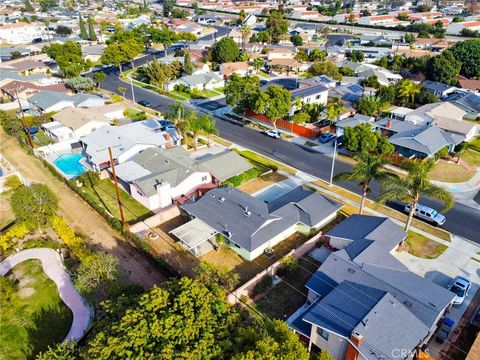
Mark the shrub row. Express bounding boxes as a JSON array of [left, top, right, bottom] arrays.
[[51, 216, 93, 264], [222, 167, 264, 187], [0, 223, 30, 253]]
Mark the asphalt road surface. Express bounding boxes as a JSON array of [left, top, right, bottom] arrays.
[[88, 27, 480, 243]]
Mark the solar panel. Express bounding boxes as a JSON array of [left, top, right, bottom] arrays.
[[348, 84, 363, 93]]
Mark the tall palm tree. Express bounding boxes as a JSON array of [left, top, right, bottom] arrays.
[[397, 80, 421, 106], [165, 103, 189, 145], [200, 116, 218, 146], [252, 57, 265, 74], [377, 160, 454, 232], [186, 111, 202, 150], [334, 152, 395, 214], [240, 25, 251, 52]]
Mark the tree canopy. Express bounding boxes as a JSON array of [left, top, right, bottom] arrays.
[[225, 74, 261, 113], [451, 39, 480, 78], [66, 76, 96, 92], [425, 50, 461, 85], [266, 10, 289, 44], [343, 123, 394, 155], [211, 37, 240, 64], [308, 61, 342, 81], [45, 41, 91, 77]]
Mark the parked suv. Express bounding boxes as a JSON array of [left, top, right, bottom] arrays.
[[403, 203, 446, 226]]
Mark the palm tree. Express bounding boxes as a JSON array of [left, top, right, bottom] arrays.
[[165, 103, 189, 145], [186, 111, 202, 150], [334, 152, 395, 214], [200, 116, 218, 146], [326, 98, 346, 123], [377, 160, 454, 232], [397, 80, 421, 106], [303, 103, 325, 123], [240, 25, 251, 52]]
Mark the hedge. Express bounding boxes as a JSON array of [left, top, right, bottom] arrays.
[[0, 222, 30, 253], [51, 216, 93, 264]]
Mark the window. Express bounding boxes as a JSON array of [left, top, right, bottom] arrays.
[[201, 176, 208, 181], [316, 94, 321, 99], [317, 328, 329, 341]]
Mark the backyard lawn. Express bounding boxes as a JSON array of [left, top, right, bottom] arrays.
[[405, 231, 448, 259], [0, 260, 73, 360], [123, 108, 148, 121], [82, 179, 153, 224], [429, 160, 476, 183], [462, 148, 480, 168], [233, 149, 297, 175], [253, 255, 320, 319]]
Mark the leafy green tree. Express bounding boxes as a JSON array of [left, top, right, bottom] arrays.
[[46, 41, 90, 77], [266, 10, 289, 44], [225, 74, 261, 113], [326, 98, 346, 122], [377, 85, 396, 105], [252, 57, 265, 73], [404, 33, 415, 44], [250, 31, 270, 44], [93, 71, 107, 88], [291, 112, 310, 124], [356, 96, 381, 116], [163, 0, 174, 17], [451, 39, 480, 78], [290, 34, 303, 46], [79, 14, 88, 40], [334, 151, 394, 214], [452, 16, 463, 23], [10, 50, 22, 59], [252, 86, 291, 128], [66, 76, 96, 92], [211, 37, 240, 64], [425, 50, 461, 85], [55, 25, 72, 36], [39, 0, 57, 11], [308, 48, 326, 62], [75, 252, 119, 300], [417, 29, 430, 38], [308, 61, 342, 81], [140, 58, 181, 90], [4, 176, 22, 191], [378, 160, 454, 231], [318, 350, 335, 360], [84, 278, 239, 359], [348, 50, 365, 63], [362, 75, 381, 89], [233, 320, 309, 360], [240, 25, 251, 51], [194, 261, 239, 292], [78, 171, 100, 188], [415, 91, 440, 105], [11, 184, 58, 229], [397, 13, 409, 21], [88, 16, 97, 41], [23, 0, 34, 11], [182, 52, 195, 75], [302, 103, 325, 123], [343, 123, 393, 155], [0, 110, 23, 136], [36, 341, 79, 360]]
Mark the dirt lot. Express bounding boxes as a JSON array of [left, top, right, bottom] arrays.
[[0, 128, 166, 288], [238, 172, 288, 194]]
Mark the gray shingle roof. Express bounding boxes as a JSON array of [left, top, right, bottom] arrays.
[[28, 91, 72, 110], [388, 126, 454, 157], [290, 83, 328, 100], [197, 150, 252, 182], [181, 186, 342, 252]]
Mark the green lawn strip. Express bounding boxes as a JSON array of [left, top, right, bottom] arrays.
[[82, 179, 153, 224], [0, 260, 73, 360], [210, 134, 232, 147], [233, 149, 297, 175], [257, 71, 270, 78], [166, 92, 188, 101], [462, 148, 480, 168], [123, 108, 148, 121], [406, 231, 448, 259], [468, 136, 480, 152]]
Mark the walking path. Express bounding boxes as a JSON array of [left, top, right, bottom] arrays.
[[0, 248, 91, 342]]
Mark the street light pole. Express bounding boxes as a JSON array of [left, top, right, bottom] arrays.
[[329, 136, 337, 186], [130, 76, 136, 103]]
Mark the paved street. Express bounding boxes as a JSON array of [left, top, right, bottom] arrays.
[[88, 28, 480, 243]]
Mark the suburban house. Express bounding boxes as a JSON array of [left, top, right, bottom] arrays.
[[267, 48, 295, 61], [358, 15, 399, 26], [423, 81, 457, 99], [0, 60, 50, 75], [28, 91, 105, 113], [403, 102, 477, 141], [375, 118, 458, 158], [174, 186, 342, 259], [457, 76, 480, 92], [41, 121, 75, 142], [167, 70, 224, 92], [50, 107, 115, 138], [0, 22, 49, 44], [335, 114, 375, 136], [290, 83, 329, 115], [219, 62, 254, 78], [0, 80, 69, 101], [448, 92, 480, 120], [115, 147, 252, 210], [287, 215, 455, 360], [81, 119, 182, 171], [0, 46, 31, 61], [298, 75, 337, 89], [82, 44, 107, 62], [447, 21, 480, 35]]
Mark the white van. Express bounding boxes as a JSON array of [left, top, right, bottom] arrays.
[[404, 203, 446, 226]]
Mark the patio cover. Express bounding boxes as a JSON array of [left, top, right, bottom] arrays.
[[170, 218, 218, 249]]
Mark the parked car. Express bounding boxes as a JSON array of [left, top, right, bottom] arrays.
[[263, 130, 281, 139], [403, 203, 446, 226], [158, 120, 175, 130], [260, 79, 268, 86], [138, 99, 152, 107], [319, 133, 336, 143], [448, 276, 471, 306]]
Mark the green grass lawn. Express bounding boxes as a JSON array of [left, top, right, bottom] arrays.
[[257, 71, 270, 78], [429, 160, 476, 183], [462, 148, 480, 168], [123, 108, 148, 121], [406, 231, 448, 259], [82, 179, 154, 224], [0, 260, 73, 360], [468, 136, 480, 152], [233, 149, 297, 175]]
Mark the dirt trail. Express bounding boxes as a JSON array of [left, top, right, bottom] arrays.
[[0, 129, 165, 288]]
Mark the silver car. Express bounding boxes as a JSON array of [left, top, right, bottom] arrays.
[[448, 276, 471, 306], [404, 203, 446, 226]]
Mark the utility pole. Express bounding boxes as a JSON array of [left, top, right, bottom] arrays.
[[329, 136, 337, 186], [130, 76, 136, 103], [15, 91, 34, 149], [108, 147, 126, 227]]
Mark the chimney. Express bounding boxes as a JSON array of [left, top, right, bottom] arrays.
[[164, 132, 172, 148], [386, 119, 392, 129], [345, 332, 364, 360]]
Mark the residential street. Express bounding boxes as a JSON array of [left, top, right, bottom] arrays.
[[91, 47, 480, 243], [0, 129, 166, 288]]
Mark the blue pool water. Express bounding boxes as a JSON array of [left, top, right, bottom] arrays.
[[54, 153, 86, 176]]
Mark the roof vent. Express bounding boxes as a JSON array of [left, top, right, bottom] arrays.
[[347, 268, 356, 274], [223, 230, 231, 238], [218, 197, 225, 203], [210, 192, 215, 198], [244, 210, 251, 217]]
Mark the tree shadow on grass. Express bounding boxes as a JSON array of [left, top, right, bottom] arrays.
[[24, 305, 73, 359]]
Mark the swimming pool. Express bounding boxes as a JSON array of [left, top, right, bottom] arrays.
[[54, 153, 86, 177]]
